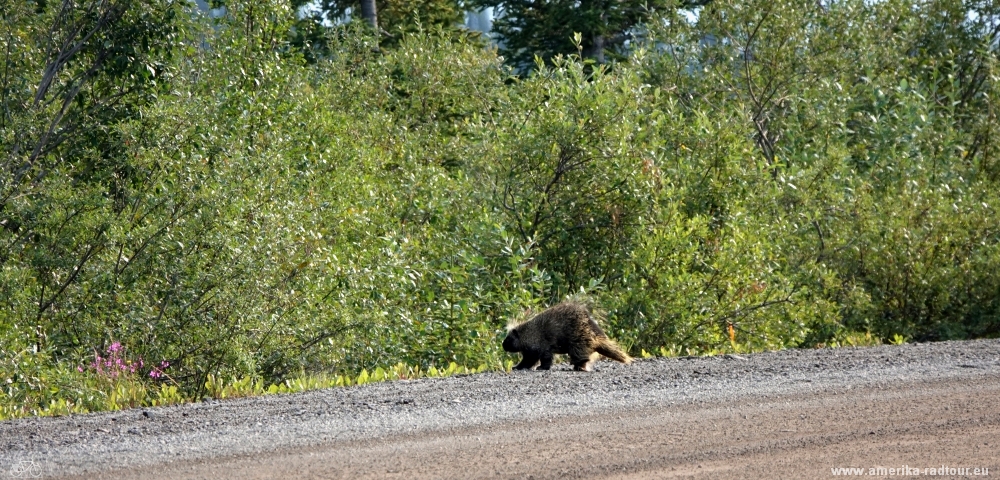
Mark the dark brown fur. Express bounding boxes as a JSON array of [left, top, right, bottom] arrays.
[[502, 301, 632, 372]]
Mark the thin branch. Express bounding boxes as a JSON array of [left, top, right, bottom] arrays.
[[36, 225, 107, 321]]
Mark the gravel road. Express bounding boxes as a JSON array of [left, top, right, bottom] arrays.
[[2, 339, 999, 479]]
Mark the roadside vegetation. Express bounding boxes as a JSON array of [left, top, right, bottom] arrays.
[[2, 0, 998, 419]]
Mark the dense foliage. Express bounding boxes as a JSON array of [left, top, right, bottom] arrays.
[[291, 0, 465, 49], [471, 0, 709, 68], [2, 0, 998, 417]]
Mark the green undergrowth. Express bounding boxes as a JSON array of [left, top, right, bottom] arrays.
[[639, 331, 906, 359], [0, 360, 507, 420]]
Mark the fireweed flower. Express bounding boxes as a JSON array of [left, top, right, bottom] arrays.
[[81, 342, 165, 381], [149, 361, 170, 379]]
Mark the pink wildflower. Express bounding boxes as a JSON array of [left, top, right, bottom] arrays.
[[149, 360, 170, 379]]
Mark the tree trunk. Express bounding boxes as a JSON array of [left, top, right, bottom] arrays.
[[591, 33, 605, 64], [359, 0, 378, 31], [582, 10, 606, 64]]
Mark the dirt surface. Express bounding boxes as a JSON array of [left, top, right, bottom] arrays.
[[2, 340, 1000, 479]]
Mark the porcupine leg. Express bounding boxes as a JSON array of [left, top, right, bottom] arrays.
[[537, 351, 554, 370], [513, 352, 540, 370], [569, 346, 593, 372]]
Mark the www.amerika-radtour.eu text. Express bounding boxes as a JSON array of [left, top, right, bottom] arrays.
[[831, 465, 989, 476]]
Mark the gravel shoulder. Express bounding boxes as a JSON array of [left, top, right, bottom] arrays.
[[2, 339, 1000, 479]]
